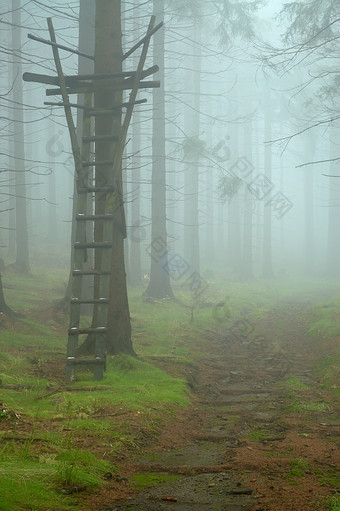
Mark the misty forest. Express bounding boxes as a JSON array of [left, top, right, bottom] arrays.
[[0, 1, 339, 510]]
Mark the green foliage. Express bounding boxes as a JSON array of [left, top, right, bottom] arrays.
[[182, 136, 206, 161], [218, 175, 243, 202], [279, 0, 340, 43], [167, 0, 204, 18], [215, 0, 263, 47]]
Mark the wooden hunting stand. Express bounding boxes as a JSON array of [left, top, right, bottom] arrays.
[[24, 16, 162, 381]]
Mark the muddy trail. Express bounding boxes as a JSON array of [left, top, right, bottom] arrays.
[[96, 300, 339, 511]]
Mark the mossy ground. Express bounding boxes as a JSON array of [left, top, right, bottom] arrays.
[[0, 267, 339, 509]]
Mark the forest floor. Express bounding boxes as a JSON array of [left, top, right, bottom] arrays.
[[84, 296, 340, 511], [0, 271, 339, 510]]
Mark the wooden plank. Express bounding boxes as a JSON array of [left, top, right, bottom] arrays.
[[45, 80, 160, 96], [84, 98, 147, 116], [28, 32, 93, 60], [82, 134, 118, 143], [109, 15, 158, 241], [44, 101, 88, 109], [75, 214, 114, 221], [123, 21, 163, 60], [46, 18, 83, 179], [23, 65, 159, 86], [72, 269, 110, 276], [74, 241, 112, 249], [70, 298, 109, 304], [68, 327, 107, 335]]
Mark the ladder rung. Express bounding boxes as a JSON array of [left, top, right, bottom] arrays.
[[78, 186, 114, 193], [84, 98, 148, 117], [85, 109, 119, 117], [76, 214, 114, 221], [68, 327, 107, 335], [73, 269, 110, 276], [71, 298, 109, 304], [74, 241, 112, 249], [83, 135, 118, 143], [66, 357, 106, 366], [82, 161, 114, 168]]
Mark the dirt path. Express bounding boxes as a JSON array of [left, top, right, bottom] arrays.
[[92, 300, 339, 511]]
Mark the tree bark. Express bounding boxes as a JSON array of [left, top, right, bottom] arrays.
[[12, 0, 30, 273], [128, 0, 142, 287], [326, 126, 340, 277], [0, 273, 16, 319], [262, 88, 274, 278], [145, 0, 174, 299], [62, 0, 95, 312], [183, 21, 201, 276]]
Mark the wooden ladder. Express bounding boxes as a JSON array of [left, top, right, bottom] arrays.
[[24, 16, 162, 381]]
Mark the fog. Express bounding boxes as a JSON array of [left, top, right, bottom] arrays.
[[1, 0, 340, 288]]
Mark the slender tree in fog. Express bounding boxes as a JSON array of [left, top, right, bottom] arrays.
[[181, 3, 204, 277], [128, 0, 143, 287], [262, 86, 273, 277], [11, 0, 30, 273], [145, 0, 174, 299]]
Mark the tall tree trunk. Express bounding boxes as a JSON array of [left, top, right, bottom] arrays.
[[227, 123, 242, 275], [47, 125, 58, 245], [0, 273, 16, 318], [95, 0, 133, 354], [128, 0, 142, 286], [12, 0, 30, 273], [183, 22, 201, 275], [262, 89, 273, 277], [326, 126, 340, 277], [241, 120, 253, 280], [304, 133, 315, 274], [145, 0, 174, 299]]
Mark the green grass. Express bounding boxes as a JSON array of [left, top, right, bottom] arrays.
[[285, 459, 310, 482], [325, 493, 340, 511], [130, 472, 179, 490], [55, 448, 113, 486], [53, 354, 189, 418], [0, 446, 113, 511], [283, 375, 310, 391], [307, 302, 340, 340], [286, 400, 332, 413], [247, 429, 272, 442]]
